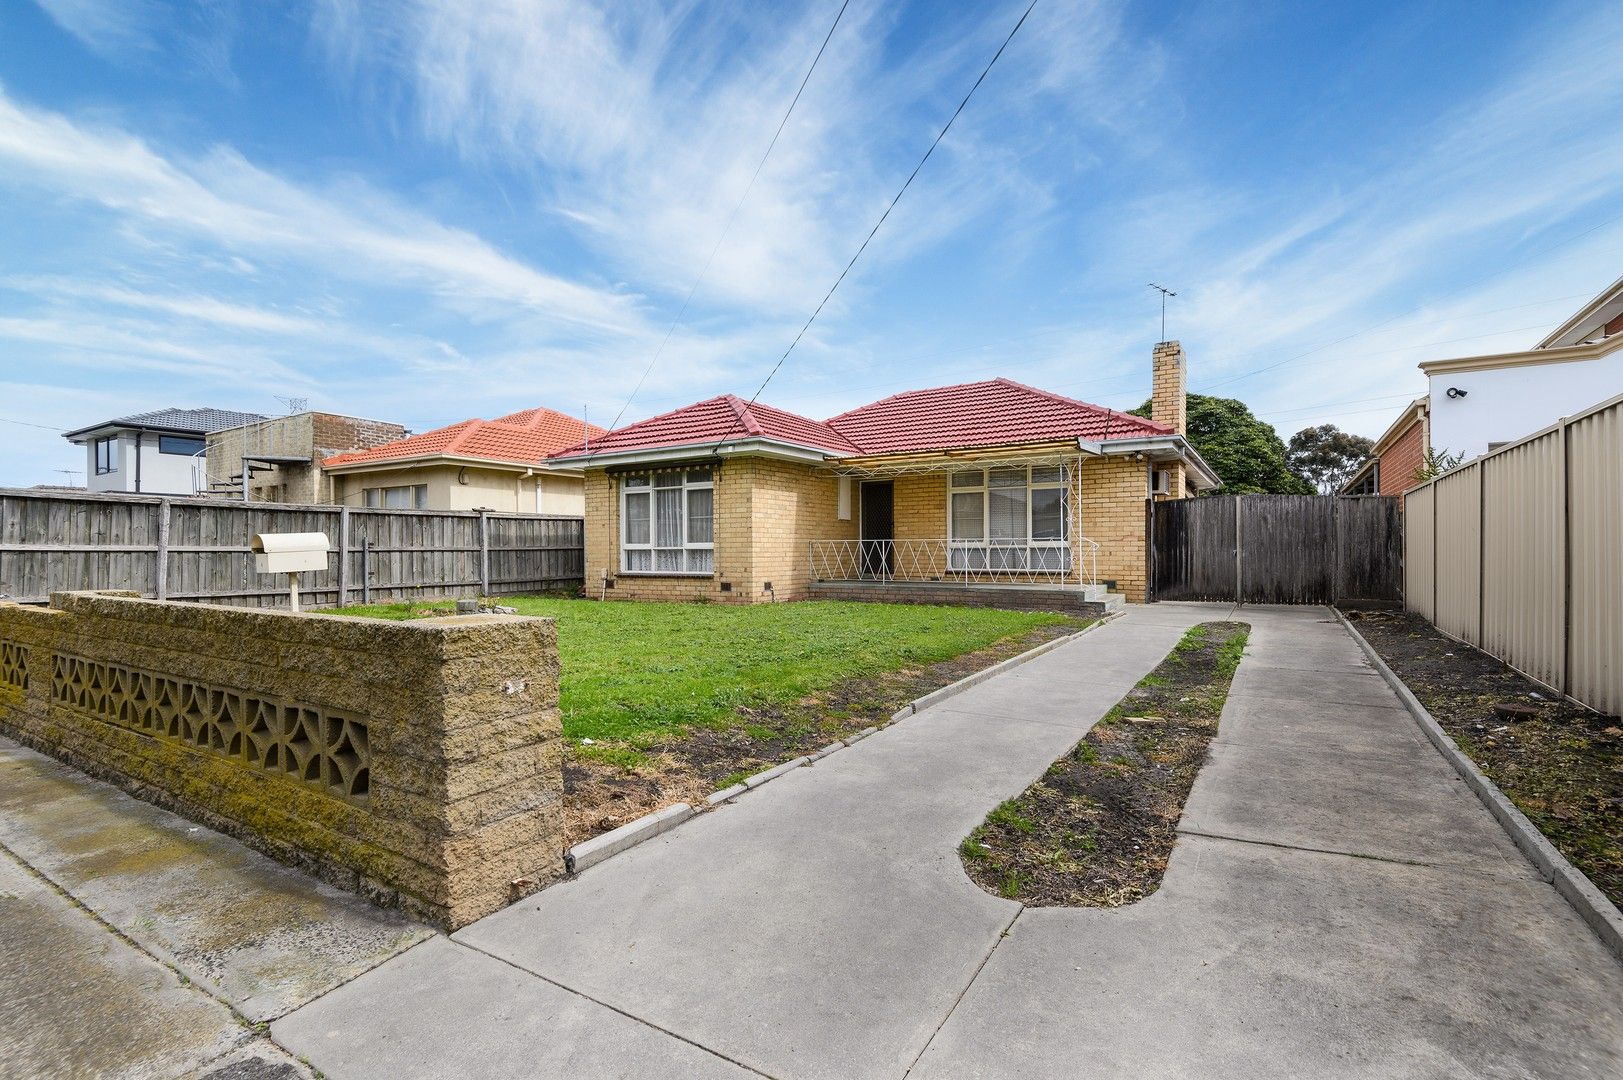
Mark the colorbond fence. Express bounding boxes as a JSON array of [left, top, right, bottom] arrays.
[[1405, 392, 1622, 716], [0, 489, 584, 608]]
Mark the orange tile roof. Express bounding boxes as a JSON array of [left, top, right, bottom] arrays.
[[323, 407, 604, 469]]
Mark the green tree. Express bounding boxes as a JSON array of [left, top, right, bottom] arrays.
[[1130, 394, 1314, 496], [1412, 445, 1465, 484], [1285, 424, 1375, 494]]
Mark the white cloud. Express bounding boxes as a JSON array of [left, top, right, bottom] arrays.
[[0, 86, 647, 340], [310, 1, 1161, 318], [31, 0, 160, 58]]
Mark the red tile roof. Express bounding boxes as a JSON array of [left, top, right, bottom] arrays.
[[323, 407, 604, 469], [825, 378, 1169, 454], [550, 395, 862, 458], [549, 378, 1168, 460]]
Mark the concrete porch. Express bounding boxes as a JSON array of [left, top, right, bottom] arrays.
[[807, 578, 1126, 615]]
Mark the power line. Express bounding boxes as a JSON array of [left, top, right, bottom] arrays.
[[761, 290, 1594, 410], [0, 416, 66, 432], [602, 0, 852, 434], [731, 0, 1041, 425]]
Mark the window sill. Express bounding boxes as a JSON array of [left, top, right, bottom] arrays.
[[616, 571, 717, 579]]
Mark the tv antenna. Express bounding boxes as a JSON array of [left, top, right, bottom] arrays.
[[55, 468, 82, 486], [1147, 283, 1177, 342], [276, 396, 308, 415]]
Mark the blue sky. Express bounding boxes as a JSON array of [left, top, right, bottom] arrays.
[[2, 0, 1621, 486]]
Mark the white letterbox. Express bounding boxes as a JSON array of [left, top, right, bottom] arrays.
[[250, 532, 330, 574]]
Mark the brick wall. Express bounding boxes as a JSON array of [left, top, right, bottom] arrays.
[[585, 454, 1154, 604], [1151, 341, 1189, 500], [746, 459, 855, 601], [1080, 456, 1150, 602], [208, 413, 407, 505], [0, 592, 564, 929], [1378, 416, 1426, 504], [584, 459, 856, 603], [312, 413, 408, 461]]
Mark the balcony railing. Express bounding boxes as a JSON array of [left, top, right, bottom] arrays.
[[809, 538, 1099, 588]]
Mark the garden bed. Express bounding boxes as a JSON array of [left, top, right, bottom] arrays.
[[1346, 609, 1622, 908], [959, 621, 1249, 906], [332, 597, 1091, 846]]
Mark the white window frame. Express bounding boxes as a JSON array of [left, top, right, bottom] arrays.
[[946, 466, 1071, 572], [364, 484, 428, 509], [620, 468, 715, 575]]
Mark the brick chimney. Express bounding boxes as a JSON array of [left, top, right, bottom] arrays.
[[1151, 341, 1186, 435]]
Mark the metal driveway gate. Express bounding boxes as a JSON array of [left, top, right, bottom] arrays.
[[1150, 494, 1401, 605]]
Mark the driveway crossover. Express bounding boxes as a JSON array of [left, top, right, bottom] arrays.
[[273, 604, 1623, 1079]]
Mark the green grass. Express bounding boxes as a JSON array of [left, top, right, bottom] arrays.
[[330, 597, 1074, 744]]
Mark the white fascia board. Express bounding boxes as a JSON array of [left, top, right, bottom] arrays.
[[550, 437, 833, 470], [1098, 436, 1222, 490], [322, 453, 547, 475]]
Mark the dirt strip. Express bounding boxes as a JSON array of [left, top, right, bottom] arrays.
[[960, 620, 1249, 906]]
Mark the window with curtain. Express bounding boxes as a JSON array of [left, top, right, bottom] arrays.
[[364, 484, 429, 509], [621, 468, 714, 573], [947, 466, 1070, 571]]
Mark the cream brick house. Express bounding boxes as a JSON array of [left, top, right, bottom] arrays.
[[549, 343, 1217, 608], [323, 407, 604, 514]]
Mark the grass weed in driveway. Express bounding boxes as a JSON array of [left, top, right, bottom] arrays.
[[1348, 609, 1622, 908], [960, 621, 1249, 907], [332, 597, 1090, 844]]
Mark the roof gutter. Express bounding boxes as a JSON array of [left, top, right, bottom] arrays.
[[550, 436, 836, 470], [322, 453, 586, 476]]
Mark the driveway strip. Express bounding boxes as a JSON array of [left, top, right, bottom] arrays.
[[272, 604, 1623, 1079], [274, 603, 1214, 1080]]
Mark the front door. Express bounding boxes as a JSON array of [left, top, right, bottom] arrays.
[[859, 481, 895, 578]]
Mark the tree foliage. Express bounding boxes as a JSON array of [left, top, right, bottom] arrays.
[[1129, 394, 1313, 495], [1285, 424, 1375, 494]]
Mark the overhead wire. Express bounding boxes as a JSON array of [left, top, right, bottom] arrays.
[[714, 0, 1042, 447], [599, 0, 853, 437]]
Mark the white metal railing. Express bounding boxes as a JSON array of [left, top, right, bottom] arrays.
[[809, 538, 1099, 588]]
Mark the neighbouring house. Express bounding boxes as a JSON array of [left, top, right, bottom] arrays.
[[205, 411, 408, 503], [1426, 273, 1623, 461], [322, 407, 605, 514], [548, 342, 1219, 609], [63, 407, 268, 496], [1346, 272, 1623, 499], [1340, 396, 1428, 504]]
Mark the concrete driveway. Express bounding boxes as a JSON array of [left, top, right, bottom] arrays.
[[273, 604, 1623, 1079]]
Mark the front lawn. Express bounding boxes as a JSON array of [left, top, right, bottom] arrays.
[[335, 597, 1092, 843]]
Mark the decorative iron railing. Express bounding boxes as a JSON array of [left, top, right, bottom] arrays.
[[809, 538, 1099, 587]]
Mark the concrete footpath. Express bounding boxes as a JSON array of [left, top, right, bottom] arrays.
[[0, 739, 430, 1079], [272, 603, 1623, 1079]]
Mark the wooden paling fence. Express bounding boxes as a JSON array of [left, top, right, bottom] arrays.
[[1150, 494, 1402, 606], [0, 489, 584, 608]]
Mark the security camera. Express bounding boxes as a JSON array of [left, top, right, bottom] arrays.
[[1446, 387, 1468, 399]]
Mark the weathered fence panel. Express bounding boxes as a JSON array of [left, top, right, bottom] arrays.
[[1147, 496, 1237, 601], [1238, 494, 1335, 604], [1408, 391, 1623, 716], [0, 489, 584, 607], [1151, 494, 1402, 605]]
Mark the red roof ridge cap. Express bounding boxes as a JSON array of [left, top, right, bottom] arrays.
[[723, 394, 765, 436]]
